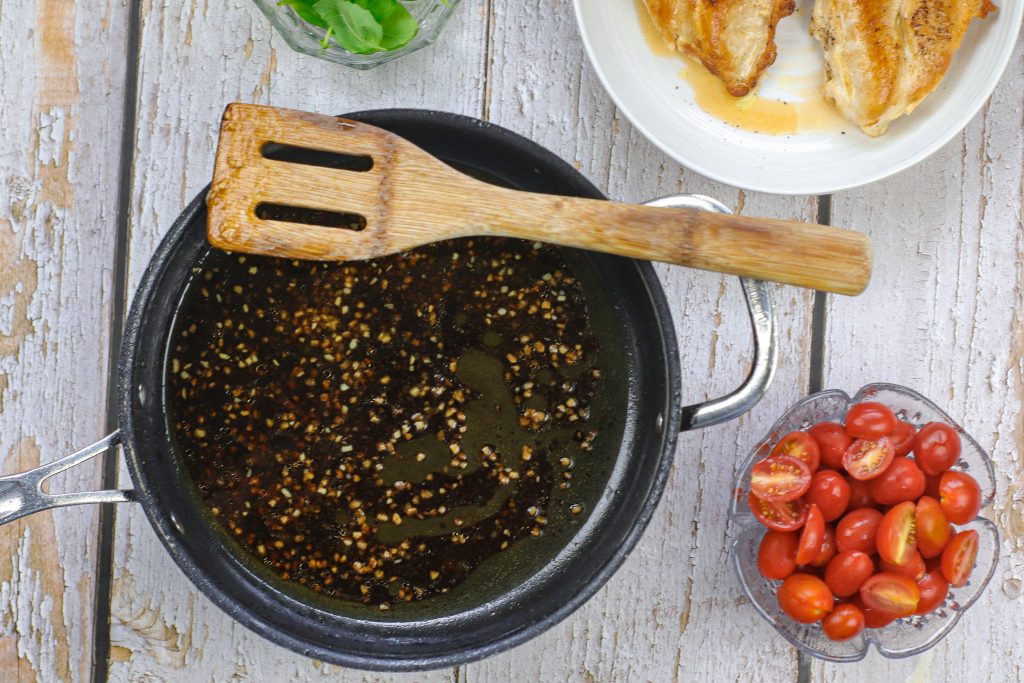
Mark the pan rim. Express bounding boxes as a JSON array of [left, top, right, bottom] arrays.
[[117, 109, 684, 671]]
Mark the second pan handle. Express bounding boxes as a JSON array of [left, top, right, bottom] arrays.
[[641, 194, 778, 432]]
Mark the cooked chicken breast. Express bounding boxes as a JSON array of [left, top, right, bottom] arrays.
[[642, 0, 797, 97], [811, 0, 996, 136]]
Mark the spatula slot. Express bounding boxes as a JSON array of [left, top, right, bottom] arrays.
[[255, 203, 367, 231], [260, 142, 374, 172]]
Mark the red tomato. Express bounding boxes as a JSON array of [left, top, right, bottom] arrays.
[[915, 496, 951, 558], [854, 596, 896, 629], [845, 476, 877, 511], [808, 422, 852, 470], [804, 470, 851, 522], [770, 432, 821, 473], [749, 493, 809, 532], [824, 550, 875, 597], [758, 531, 799, 580], [810, 526, 837, 567], [913, 422, 961, 475], [924, 473, 943, 499], [880, 550, 926, 582], [751, 455, 812, 502], [876, 501, 917, 566], [795, 564, 826, 579], [939, 471, 982, 524], [777, 573, 835, 623], [845, 402, 897, 439], [869, 457, 926, 505], [889, 421, 917, 457], [796, 505, 826, 565], [822, 603, 866, 641], [842, 437, 895, 481], [860, 572, 920, 618], [915, 569, 950, 615], [836, 508, 883, 554], [941, 529, 979, 588]]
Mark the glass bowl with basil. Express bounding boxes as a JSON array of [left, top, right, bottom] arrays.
[[253, 0, 462, 68]]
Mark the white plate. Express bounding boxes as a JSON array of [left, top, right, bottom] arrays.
[[573, 0, 1022, 195]]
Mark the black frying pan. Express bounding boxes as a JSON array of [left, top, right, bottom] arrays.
[[0, 110, 776, 670]]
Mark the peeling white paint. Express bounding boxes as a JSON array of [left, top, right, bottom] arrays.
[[2, 0, 1017, 681], [0, 0, 127, 681]]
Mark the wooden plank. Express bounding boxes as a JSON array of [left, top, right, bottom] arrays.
[[811, 42, 1024, 682], [462, 2, 815, 681], [0, 0, 128, 681], [107, 1, 490, 680]]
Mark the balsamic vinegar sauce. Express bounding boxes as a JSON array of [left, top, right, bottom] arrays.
[[167, 238, 604, 608]]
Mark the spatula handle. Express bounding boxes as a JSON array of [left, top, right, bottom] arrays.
[[476, 191, 871, 295]]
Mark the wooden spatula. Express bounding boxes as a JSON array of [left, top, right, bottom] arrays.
[[207, 104, 871, 295]]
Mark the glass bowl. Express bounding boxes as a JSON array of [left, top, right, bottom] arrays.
[[251, 0, 464, 69], [729, 383, 998, 662]]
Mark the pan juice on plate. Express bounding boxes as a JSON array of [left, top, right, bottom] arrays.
[[167, 237, 610, 608]]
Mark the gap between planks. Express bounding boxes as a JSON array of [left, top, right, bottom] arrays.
[[798, 192, 833, 682], [91, 0, 145, 681], [87, 0, 828, 678]]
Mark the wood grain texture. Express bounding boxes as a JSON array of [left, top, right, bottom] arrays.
[[102, 1, 1024, 682], [810, 41, 1023, 683], [0, 0, 127, 681], [462, 1, 815, 681], [107, 0, 487, 680], [206, 102, 867, 292]]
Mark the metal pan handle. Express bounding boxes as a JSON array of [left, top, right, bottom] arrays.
[[642, 194, 778, 432], [0, 430, 134, 526]]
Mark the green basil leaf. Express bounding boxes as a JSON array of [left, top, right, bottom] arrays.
[[353, 0, 398, 23], [278, 0, 328, 29], [379, 1, 418, 50], [313, 0, 385, 54], [350, 0, 415, 49]]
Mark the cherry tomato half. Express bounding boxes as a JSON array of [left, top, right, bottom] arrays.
[[869, 457, 926, 505], [804, 470, 851, 522], [796, 505, 826, 565], [854, 595, 896, 629], [939, 471, 982, 524], [825, 550, 875, 597], [822, 603, 866, 641], [777, 573, 835, 623], [836, 507, 883, 554], [876, 501, 917, 566], [915, 569, 950, 615], [941, 529, 979, 588], [770, 432, 821, 474], [845, 476, 877, 511], [751, 455, 812, 502], [880, 550, 926, 582], [889, 421, 917, 458], [758, 530, 799, 580], [808, 422, 852, 470], [915, 496, 951, 558], [860, 572, 920, 618], [845, 402, 897, 440], [913, 422, 961, 476], [749, 493, 809, 532], [843, 437, 895, 481], [810, 525, 838, 567]]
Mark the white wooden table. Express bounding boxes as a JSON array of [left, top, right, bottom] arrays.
[[0, 1, 1020, 681]]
